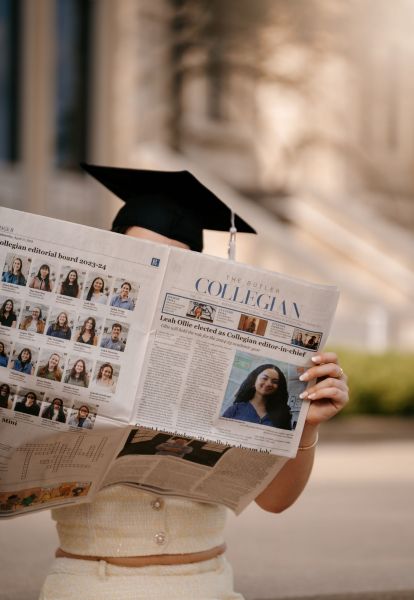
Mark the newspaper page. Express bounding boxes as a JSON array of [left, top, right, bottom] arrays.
[[132, 248, 339, 457], [0, 416, 127, 516], [106, 250, 339, 513], [0, 206, 170, 516], [102, 426, 288, 514]]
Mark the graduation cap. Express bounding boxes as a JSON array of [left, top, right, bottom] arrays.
[[81, 163, 256, 253]]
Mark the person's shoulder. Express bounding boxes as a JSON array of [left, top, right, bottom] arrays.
[[222, 404, 237, 418]]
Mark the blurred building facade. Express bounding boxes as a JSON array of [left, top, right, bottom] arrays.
[[0, 0, 413, 349]]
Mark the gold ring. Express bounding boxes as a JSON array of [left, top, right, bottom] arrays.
[[338, 367, 344, 379]]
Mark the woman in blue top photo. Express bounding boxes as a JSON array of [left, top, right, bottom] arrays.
[[2, 256, 27, 286], [222, 363, 292, 429], [46, 312, 72, 340], [11, 347, 35, 375], [0, 341, 9, 368]]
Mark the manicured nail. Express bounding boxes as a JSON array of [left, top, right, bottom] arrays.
[[312, 356, 321, 363], [299, 373, 308, 381], [299, 391, 308, 399]]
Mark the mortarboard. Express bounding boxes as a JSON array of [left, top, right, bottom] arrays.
[[81, 163, 256, 252]]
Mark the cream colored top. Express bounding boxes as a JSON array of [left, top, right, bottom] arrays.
[[52, 485, 227, 557]]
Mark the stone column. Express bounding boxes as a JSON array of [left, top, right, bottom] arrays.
[[21, 0, 55, 214]]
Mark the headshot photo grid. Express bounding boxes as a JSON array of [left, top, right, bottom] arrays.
[[1, 252, 140, 430]]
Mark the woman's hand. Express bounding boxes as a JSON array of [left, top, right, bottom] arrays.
[[299, 351, 349, 425], [256, 352, 348, 513]]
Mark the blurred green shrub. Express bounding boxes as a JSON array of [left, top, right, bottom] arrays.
[[329, 349, 414, 416]]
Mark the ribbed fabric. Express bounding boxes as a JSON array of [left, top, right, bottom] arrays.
[[39, 555, 244, 599], [52, 485, 227, 556]]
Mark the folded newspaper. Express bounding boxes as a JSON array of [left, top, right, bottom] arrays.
[[0, 206, 339, 516]]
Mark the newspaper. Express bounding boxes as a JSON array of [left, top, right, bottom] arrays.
[[0, 206, 339, 516]]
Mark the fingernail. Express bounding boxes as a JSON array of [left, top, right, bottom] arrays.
[[299, 373, 308, 381], [312, 356, 321, 363], [299, 391, 308, 399]]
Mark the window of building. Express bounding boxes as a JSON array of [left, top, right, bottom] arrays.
[[54, 0, 93, 169], [0, 0, 20, 162]]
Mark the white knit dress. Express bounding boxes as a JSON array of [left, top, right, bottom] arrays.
[[39, 485, 244, 600]]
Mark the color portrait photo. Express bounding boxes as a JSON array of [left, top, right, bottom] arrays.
[[220, 351, 308, 430]]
